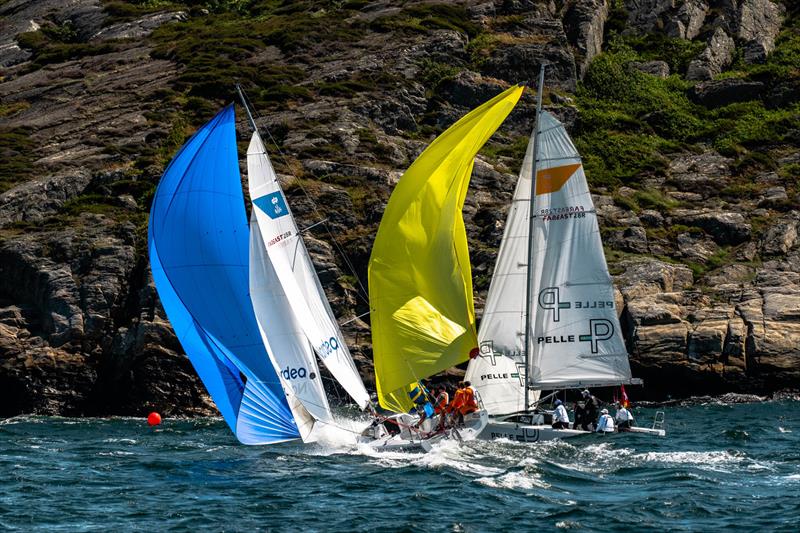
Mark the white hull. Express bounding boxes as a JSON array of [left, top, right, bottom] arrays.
[[479, 415, 666, 442], [627, 426, 666, 437], [359, 410, 489, 452], [479, 420, 589, 442]]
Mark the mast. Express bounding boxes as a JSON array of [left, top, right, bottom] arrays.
[[235, 83, 259, 134], [523, 65, 545, 413]]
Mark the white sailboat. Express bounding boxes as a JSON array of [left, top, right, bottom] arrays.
[[466, 67, 664, 442], [239, 89, 371, 442]]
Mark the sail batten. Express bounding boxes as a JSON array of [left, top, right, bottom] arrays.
[[370, 85, 524, 413]]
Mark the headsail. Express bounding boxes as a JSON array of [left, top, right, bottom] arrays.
[[249, 211, 332, 441], [465, 133, 541, 415], [369, 85, 524, 413], [148, 105, 299, 444], [527, 111, 632, 388], [247, 132, 371, 410]]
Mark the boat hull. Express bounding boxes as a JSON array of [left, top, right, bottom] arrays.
[[479, 420, 589, 442], [479, 417, 666, 442], [360, 410, 489, 452], [626, 426, 666, 437]]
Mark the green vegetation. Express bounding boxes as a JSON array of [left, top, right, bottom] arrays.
[[418, 58, 461, 96], [0, 128, 36, 192], [574, 7, 800, 190], [685, 247, 732, 278], [16, 28, 116, 68], [370, 3, 478, 37], [0, 101, 30, 118], [614, 189, 680, 212]]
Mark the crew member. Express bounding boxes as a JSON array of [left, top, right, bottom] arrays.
[[615, 402, 634, 431], [459, 381, 478, 416], [573, 399, 586, 430], [581, 389, 599, 431], [449, 382, 465, 414], [552, 399, 570, 429], [596, 408, 615, 433], [433, 385, 449, 430], [409, 381, 432, 428]]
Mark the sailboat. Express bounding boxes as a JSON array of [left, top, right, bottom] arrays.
[[465, 67, 665, 442], [148, 105, 300, 444], [240, 90, 372, 442], [362, 85, 524, 451], [150, 95, 374, 445]]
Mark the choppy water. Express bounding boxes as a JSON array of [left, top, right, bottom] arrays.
[[1, 401, 799, 531]]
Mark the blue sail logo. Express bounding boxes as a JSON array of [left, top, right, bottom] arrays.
[[254, 192, 289, 219]]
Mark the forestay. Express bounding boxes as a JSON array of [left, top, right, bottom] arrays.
[[148, 105, 299, 445], [247, 132, 370, 410], [369, 85, 524, 413], [465, 133, 541, 415], [527, 112, 632, 388]]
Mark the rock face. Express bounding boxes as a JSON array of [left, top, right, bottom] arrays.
[[686, 27, 736, 80], [623, 0, 708, 39], [690, 78, 765, 107], [563, 0, 610, 77], [0, 0, 798, 417], [735, 0, 785, 62]]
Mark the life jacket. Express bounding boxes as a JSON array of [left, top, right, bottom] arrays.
[[459, 387, 478, 415], [435, 392, 449, 414], [449, 388, 465, 412]]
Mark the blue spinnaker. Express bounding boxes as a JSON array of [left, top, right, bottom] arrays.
[[148, 105, 299, 444]]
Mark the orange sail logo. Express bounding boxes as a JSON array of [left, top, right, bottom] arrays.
[[535, 163, 581, 195]]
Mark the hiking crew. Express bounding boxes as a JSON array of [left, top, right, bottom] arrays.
[[551, 399, 570, 429]]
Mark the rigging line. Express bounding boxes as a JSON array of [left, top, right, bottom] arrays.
[[238, 86, 371, 306]]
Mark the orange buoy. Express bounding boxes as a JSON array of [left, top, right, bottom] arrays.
[[147, 412, 162, 426]]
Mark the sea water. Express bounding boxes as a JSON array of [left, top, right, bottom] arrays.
[[1, 401, 798, 531]]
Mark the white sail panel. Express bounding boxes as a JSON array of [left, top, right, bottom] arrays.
[[249, 212, 332, 441], [527, 111, 632, 388], [466, 134, 540, 415], [247, 133, 371, 409]]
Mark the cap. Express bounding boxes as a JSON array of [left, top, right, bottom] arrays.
[[601, 408, 609, 414], [582, 389, 590, 396], [554, 399, 562, 406]]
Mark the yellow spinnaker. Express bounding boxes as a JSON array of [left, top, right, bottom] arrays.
[[368, 85, 524, 412]]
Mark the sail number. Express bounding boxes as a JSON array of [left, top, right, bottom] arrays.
[[318, 337, 340, 358]]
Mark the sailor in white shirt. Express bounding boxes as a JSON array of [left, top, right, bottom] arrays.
[[615, 403, 634, 431], [551, 399, 570, 429], [596, 408, 615, 433]]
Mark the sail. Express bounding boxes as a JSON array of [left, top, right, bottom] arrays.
[[249, 211, 332, 442], [527, 111, 632, 388], [369, 85, 524, 413], [148, 105, 299, 445], [247, 132, 370, 409], [465, 133, 541, 415]]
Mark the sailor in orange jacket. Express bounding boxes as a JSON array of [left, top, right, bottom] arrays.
[[434, 385, 449, 415], [459, 381, 478, 416], [449, 382, 466, 414]]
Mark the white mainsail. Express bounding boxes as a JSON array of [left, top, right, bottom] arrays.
[[248, 211, 331, 442], [465, 133, 540, 415], [247, 132, 371, 409], [527, 111, 632, 388]]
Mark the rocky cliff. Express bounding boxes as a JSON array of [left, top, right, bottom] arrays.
[[0, 0, 798, 416]]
